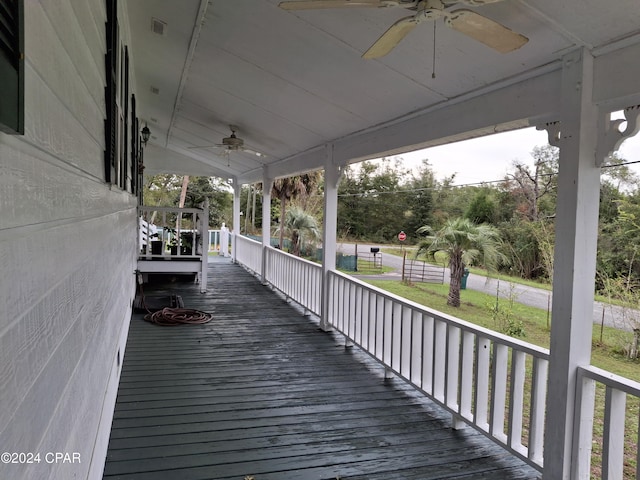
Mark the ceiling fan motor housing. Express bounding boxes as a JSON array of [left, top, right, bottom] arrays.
[[222, 133, 244, 148]]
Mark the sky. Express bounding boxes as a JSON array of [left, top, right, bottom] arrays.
[[387, 126, 640, 186]]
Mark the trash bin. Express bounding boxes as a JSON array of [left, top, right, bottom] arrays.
[[461, 268, 470, 290]]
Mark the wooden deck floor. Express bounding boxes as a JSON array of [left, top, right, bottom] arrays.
[[103, 256, 540, 480]]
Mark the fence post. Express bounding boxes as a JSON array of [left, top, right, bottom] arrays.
[[401, 250, 406, 282]]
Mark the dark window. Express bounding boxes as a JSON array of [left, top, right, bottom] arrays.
[[0, 0, 24, 134], [104, 0, 118, 183], [130, 93, 138, 194]]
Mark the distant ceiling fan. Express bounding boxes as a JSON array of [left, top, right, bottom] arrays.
[[189, 125, 266, 157], [278, 0, 528, 58]]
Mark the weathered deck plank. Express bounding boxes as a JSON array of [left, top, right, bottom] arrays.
[[103, 256, 539, 479]]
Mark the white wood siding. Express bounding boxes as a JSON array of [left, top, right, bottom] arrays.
[[0, 1, 137, 479]]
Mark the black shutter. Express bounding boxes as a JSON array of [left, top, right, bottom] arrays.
[[0, 0, 24, 134], [104, 0, 117, 183], [130, 93, 137, 194], [122, 46, 129, 190]]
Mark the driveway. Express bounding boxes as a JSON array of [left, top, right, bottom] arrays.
[[338, 242, 636, 331]]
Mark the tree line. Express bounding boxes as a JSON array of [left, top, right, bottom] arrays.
[[143, 144, 640, 294]]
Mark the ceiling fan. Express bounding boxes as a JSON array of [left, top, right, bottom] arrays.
[[188, 125, 266, 157], [278, 0, 528, 58]]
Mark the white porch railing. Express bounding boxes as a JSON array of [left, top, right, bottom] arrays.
[[233, 244, 640, 477], [137, 205, 209, 292], [235, 234, 263, 275], [327, 269, 549, 471], [266, 247, 323, 316], [574, 365, 640, 479]]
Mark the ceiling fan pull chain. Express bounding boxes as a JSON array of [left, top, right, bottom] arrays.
[[432, 20, 436, 79]]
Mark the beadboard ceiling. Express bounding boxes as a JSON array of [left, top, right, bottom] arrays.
[[125, 0, 640, 183]]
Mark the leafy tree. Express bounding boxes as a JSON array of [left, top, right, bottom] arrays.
[[505, 145, 558, 221], [465, 188, 497, 224], [143, 174, 182, 207], [337, 159, 412, 242], [416, 218, 504, 307], [143, 175, 232, 228], [602, 152, 639, 192], [497, 218, 542, 279], [240, 183, 264, 234], [404, 159, 436, 240]]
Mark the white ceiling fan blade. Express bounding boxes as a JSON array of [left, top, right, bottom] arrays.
[[452, 0, 506, 5], [279, 0, 396, 10], [188, 145, 218, 149], [448, 9, 528, 53], [362, 15, 418, 59], [242, 148, 267, 158]]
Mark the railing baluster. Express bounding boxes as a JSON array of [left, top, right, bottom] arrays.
[[446, 325, 461, 411], [508, 350, 526, 454], [459, 330, 475, 422], [637, 407, 640, 480], [433, 320, 447, 403], [528, 357, 547, 465], [602, 386, 626, 480], [422, 315, 434, 394], [410, 310, 422, 385], [491, 343, 508, 444], [474, 336, 491, 432]]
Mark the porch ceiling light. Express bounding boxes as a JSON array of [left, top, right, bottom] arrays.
[[141, 124, 151, 145]]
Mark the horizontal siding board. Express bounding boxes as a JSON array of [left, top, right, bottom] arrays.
[[103, 258, 539, 480], [24, 64, 104, 177], [0, 208, 136, 480], [27, 2, 104, 144], [0, 140, 134, 232]]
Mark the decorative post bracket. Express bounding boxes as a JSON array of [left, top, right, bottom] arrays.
[[536, 121, 562, 148], [536, 105, 640, 166], [596, 105, 640, 166]]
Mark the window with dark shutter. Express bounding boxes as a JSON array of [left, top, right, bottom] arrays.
[[104, 0, 118, 183], [130, 93, 139, 195], [0, 0, 24, 134]]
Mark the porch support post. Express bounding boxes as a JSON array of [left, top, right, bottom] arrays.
[[231, 179, 241, 263], [543, 48, 601, 479], [320, 144, 341, 331], [262, 168, 273, 284]]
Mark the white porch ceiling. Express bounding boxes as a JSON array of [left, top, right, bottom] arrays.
[[125, 0, 640, 183]]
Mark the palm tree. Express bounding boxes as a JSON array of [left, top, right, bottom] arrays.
[[271, 173, 322, 249], [416, 218, 504, 307], [278, 207, 321, 256]]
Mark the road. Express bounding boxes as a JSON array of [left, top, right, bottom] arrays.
[[338, 242, 634, 331]]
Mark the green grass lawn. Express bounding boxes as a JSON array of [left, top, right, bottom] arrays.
[[338, 258, 394, 275]]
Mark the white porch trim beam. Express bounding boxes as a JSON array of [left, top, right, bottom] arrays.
[[593, 41, 640, 109], [239, 69, 561, 184], [542, 48, 601, 480]]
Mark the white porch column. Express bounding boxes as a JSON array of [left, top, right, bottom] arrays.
[[543, 48, 601, 479], [231, 179, 241, 263], [320, 144, 341, 331], [262, 168, 273, 284]]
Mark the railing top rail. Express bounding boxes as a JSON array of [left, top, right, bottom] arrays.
[[328, 269, 550, 359], [235, 234, 260, 243], [139, 206, 204, 214], [579, 364, 640, 396], [266, 245, 323, 270]]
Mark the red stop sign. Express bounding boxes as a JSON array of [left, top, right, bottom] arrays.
[[398, 231, 406, 242]]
